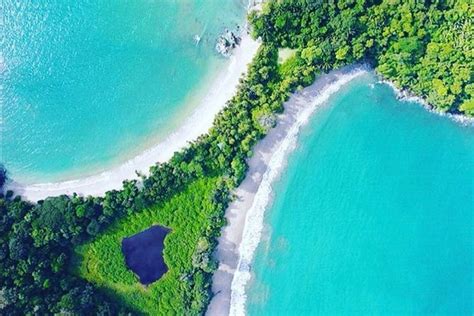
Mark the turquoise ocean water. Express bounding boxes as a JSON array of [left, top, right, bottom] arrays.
[[2, 0, 246, 183], [246, 74, 474, 315]]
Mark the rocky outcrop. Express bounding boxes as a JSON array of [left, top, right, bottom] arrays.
[[215, 29, 242, 57]]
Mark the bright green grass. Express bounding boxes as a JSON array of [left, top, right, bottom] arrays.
[[77, 177, 220, 315], [277, 48, 296, 64]]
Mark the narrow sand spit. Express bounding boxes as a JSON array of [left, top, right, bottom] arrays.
[[206, 66, 368, 316], [8, 33, 260, 202]]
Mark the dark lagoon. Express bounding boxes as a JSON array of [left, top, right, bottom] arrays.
[[122, 225, 170, 285]]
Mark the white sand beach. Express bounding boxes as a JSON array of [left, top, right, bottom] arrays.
[[206, 66, 368, 316], [8, 32, 260, 202]]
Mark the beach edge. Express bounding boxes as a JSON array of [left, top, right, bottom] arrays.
[[206, 65, 369, 316], [7, 32, 260, 202]]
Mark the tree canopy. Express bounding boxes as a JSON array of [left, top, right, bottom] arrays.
[[1, 1, 470, 315], [250, 0, 473, 114]]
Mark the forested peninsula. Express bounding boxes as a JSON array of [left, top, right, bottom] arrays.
[[250, 0, 473, 114], [1, 0, 472, 315]]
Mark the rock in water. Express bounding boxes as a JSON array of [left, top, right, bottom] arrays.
[[215, 29, 242, 57]]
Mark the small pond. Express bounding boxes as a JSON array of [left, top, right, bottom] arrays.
[[121, 225, 171, 285]]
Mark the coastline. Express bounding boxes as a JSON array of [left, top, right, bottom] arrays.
[[380, 79, 474, 126], [206, 66, 368, 316], [7, 32, 260, 202], [207, 64, 473, 316]]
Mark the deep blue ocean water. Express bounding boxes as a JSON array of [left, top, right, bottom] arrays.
[[246, 74, 474, 315], [2, 0, 246, 183]]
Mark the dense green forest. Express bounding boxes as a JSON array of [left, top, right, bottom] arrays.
[[1, 0, 471, 315], [250, 0, 473, 114], [78, 178, 222, 314], [0, 43, 307, 315]]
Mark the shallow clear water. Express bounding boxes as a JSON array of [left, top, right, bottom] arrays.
[[1, 0, 246, 183], [247, 74, 474, 315]]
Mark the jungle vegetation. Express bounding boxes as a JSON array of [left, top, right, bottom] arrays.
[[1, 0, 471, 315], [0, 44, 306, 315], [250, 0, 474, 114], [77, 178, 223, 315]]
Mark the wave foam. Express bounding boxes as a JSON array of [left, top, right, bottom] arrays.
[[8, 32, 261, 201], [381, 80, 474, 126], [228, 68, 367, 316]]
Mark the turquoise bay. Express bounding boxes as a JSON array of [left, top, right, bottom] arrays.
[[247, 74, 474, 315], [2, 0, 246, 183]]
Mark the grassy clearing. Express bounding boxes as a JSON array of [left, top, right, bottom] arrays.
[[278, 47, 296, 64], [77, 177, 222, 315]]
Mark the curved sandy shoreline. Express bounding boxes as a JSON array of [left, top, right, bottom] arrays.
[[206, 64, 473, 316], [8, 33, 260, 202], [206, 66, 369, 316]]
